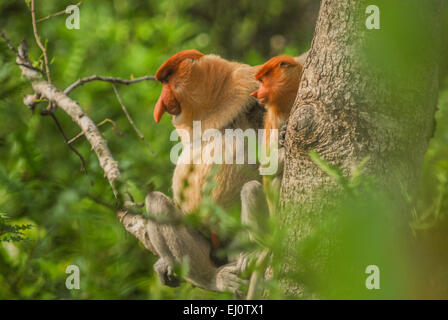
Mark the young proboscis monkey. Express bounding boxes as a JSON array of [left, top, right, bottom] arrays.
[[239, 55, 303, 298], [118, 50, 269, 294], [250, 55, 303, 213]]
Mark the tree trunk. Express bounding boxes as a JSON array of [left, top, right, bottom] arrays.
[[279, 0, 442, 297]]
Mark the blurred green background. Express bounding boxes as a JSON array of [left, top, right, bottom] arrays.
[[0, 0, 447, 299]]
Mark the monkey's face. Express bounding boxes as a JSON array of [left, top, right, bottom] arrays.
[[155, 50, 258, 130], [154, 50, 205, 123], [251, 55, 302, 108], [154, 82, 182, 123], [250, 79, 270, 104]]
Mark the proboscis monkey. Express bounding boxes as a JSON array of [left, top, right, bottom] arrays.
[[241, 55, 303, 298], [250, 55, 303, 213], [119, 50, 269, 294]]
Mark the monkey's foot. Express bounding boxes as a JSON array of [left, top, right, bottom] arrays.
[[154, 258, 180, 287], [213, 262, 248, 296], [235, 252, 257, 274]]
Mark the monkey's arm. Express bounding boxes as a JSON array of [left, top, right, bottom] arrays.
[[241, 180, 270, 242], [260, 145, 285, 215], [240, 180, 271, 299]]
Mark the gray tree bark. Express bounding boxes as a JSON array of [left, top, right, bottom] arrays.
[[279, 0, 442, 297]]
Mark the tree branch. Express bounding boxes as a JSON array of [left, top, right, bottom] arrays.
[[68, 118, 124, 145], [44, 111, 87, 173], [0, 30, 19, 56], [0, 30, 45, 75], [15, 40, 121, 198], [31, 0, 51, 82], [64, 75, 156, 95], [36, 1, 82, 23], [112, 85, 157, 157]]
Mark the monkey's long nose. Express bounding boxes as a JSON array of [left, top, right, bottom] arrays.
[[154, 97, 166, 123]]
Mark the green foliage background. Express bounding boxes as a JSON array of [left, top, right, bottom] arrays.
[[0, 0, 447, 299]]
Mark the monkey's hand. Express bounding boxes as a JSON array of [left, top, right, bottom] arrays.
[[235, 251, 261, 274], [213, 261, 248, 295], [154, 258, 180, 287]]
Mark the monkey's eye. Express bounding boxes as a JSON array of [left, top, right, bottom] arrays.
[[160, 75, 171, 84], [280, 62, 289, 67], [161, 70, 174, 83]]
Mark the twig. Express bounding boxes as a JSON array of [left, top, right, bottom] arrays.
[[0, 32, 45, 74], [97, 118, 125, 137], [15, 41, 120, 198], [68, 118, 124, 145], [31, 0, 51, 82], [0, 30, 19, 56], [67, 130, 85, 145], [112, 85, 158, 157], [16, 62, 45, 75], [64, 75, 156, 95], [36, 1, 82, 23], [6, 31, 187, 275], [43, 111, 87, 173]]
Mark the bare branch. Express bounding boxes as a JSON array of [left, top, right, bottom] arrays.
[[67, 130, 85, 145], [112, 85, 158, 157], [36, 1, 82, 23], [0, 30, 46, 75], [0, 30, 19, 56], [16, 62, 45, 74], [5, 32, 187, 271], [15, 41, 120, 198], [42, 111, 87, 173], [97, 118, 125, 137], [64, 75, 156, 95], [68, 118, 124, 145], [31, 0, 51, 82]]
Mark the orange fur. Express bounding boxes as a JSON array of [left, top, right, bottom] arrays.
[[252, 55, 303, 145], [252, 55, 303, 215], [154, 50, 205, 123], [153, 51, 263, 247], [154, 51, 260, 135], [155, 49, 205, 82], [255, 55, 298, 81]]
